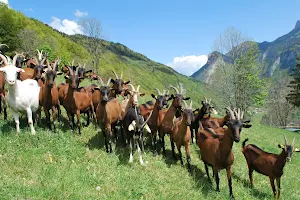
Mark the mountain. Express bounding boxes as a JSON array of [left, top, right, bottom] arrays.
[[0, 4, 219, 108], [192, 21, 300, 82]]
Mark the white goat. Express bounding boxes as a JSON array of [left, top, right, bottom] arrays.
[[0, 54, 40, 135]]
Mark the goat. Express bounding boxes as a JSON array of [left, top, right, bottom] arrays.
[[95, 77, 122, 153], [62, 66, 96, 134], [197, 107, 252, 199], [190, 97, 214, 144], [76, 63, 92, 79], [111, 71, 130, 98], [123, 101, 152, 165], [139, 100, 155, 120], [13, 52, 26, 68], [0, 60, 7, 120], [19, 57, 46, 84], [170, 100, 194, 171], [147, 88, 170, 156], [160, 83, 190, 154], [39, 59, 62, 131], [0, 54, 40, 135], [242, 136, 300, 199]]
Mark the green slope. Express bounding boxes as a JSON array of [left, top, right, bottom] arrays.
[[0, 4, 219, 108]]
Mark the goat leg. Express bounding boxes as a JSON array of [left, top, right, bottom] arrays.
[[276, 177, 281, 200], [76, 110, 81, 135], [129, 137, 133, 163], [86, 111, 90, 127], [26, 107, 36, 135], [204, 163, 211, 182], [185, 144, 191, 172], [191, 129, 194, 144], [170, 135, 176, 159], [103, 129, 109, 153], [249, 167, 254, 188], [0, 94, 2, 113], [56, 102, 61, 122], [151, 132, 158, 157], [45, 109, 52, 130], [67, 113, 74, 134], [137, 136, 145, 165], [177, 146, 184, 166], [214, 167, 220, 192], [269, 177, 277, 199], [3, 96, 7, 120], [227, 166, 234, 199], [160, 132, 166, 155], [12, 111, 20, 135], [52, 106, 57, 132]]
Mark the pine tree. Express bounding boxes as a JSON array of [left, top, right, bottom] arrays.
[[287, 56, 300, 107]]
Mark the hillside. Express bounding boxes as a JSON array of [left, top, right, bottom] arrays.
[[0, 4, 219, 108], [192, 21, 300, 82]]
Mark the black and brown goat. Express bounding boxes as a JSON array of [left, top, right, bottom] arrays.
[[39, 59, 62, 130], [197, 107, 252, 199], [242, 136, 300, 199], [95, 77, 122, 153], [170, 100, 194, 171], [111, 71, 130, 97], [62, 66, 96, 134]]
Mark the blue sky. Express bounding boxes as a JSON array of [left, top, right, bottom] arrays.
[[5, 0, 300, 75]]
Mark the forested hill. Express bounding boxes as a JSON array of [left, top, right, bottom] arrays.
[[0, 4, 219, 108]]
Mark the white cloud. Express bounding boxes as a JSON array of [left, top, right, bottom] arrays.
[[49, 17, 83, 35], [74, 9, 88, 17], [0, 0, 8, 4], [167, 55, 208, 76]]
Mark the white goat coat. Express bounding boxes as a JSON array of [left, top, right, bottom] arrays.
[[6, 79, 40, 113]]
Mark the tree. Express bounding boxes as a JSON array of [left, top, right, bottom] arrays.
[[17, 28, 41, 57], [287, 56, 300, 107], [211, 27, 266, 112], [79, 18, 102, 73]]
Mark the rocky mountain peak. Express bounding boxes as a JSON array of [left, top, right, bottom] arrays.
[[295, 20, 300, 30]]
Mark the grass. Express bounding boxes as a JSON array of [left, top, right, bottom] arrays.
[[0, 109, 299, 200]]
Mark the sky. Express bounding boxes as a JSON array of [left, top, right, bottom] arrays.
[[3, 0, 300, 76]]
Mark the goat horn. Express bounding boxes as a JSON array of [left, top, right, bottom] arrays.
[[67, 66, 74, 76], [71, 59, 75, 66], [163, 89, 169, 95], [241, 111, 244, 119], [234, 109, 239, 120], [178, 83, 185, 94], [226, 106, 236, 120], [75, 65, 79, 75], [204, 97, 208, 103], [0, 54, 8, 66], [206, 128, 217, 136], [136, 85, 140, 92], [141, 110, 153, 129], [53, 59, 60, 71], [0, 44, 9, 48], [40, 57, 46, 66], [83, 64, 86, 69], [112, 70, 119, 79], [168, 85, 179, 94], [120, 72, 123, 79], [47, 60, 52, 70], [68, 61, 71, 66], [284, 135, 288, 145], [98, 76, 104, 86], [12, 53, 21, 66], [292, 137, 295, 146], [106, 77, 112, 86], [183, 100, 188, 108], [127, 84, 136, 91], [190, 100, 193, 109], [155, 88, 161, 95]]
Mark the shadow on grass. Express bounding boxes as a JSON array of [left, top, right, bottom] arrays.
[[189, 164, 214, 198], [232, 173, 270, 199]]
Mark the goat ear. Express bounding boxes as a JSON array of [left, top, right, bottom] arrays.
[[111, 79, 115, 84], [244, 120, 251, 123], [17, 69, 25, 73], [151, 94, 157, 99], [171, 94, 175, 99], [64, 75, 70, 80], [243, 124, 252, 128], [193, 108, 200, 113], [202, 100, 205, 105], [124, 81, 130, 84], [84, 69, 92, 74], [278, 144, 285, 149], [167, 96, 173, 101], [93, 87, 100, 91], [183, 97, 190, 100], [140, 93, 145, 97], [56, 71, 63, 75], [294, 148, 300, 152]]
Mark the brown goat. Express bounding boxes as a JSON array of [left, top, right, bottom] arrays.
[[197, 108, 252, 199], [111, 71, 130, 98], [170, 100, 194, 171], [39, 60, 62, 130], [147, 88, 170, 156], [242, 136, 300, 199], [62, 66, 96, 134], [160, 84, 190, 154], [139, 100, 155, 119], [95, 77, 122, 153]]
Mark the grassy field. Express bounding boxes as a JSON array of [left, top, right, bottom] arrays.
[[0, 108, 299, 200]]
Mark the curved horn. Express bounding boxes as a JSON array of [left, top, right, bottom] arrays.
[[0, 44, 9, 48], [183, 100, 188, 108], [0, 54, 8, 66], [163, 89, 169, 95], [292, 137, 295, 146], [127, 84, 136, 91], [204, 97, 208, 103], [284, 135, 288, 145], [141, 110, 153, 129], [47, 60, 52, 70], [190, 100, 193, 109], [226, 107, 236, 120], [120, 72, 123, 79], [155, 88, 161, 95], [83, 64, 86, 69], [168, 85, 179, 94], [106, 77, 112, 86], [136, 85, 140, 92], [112, 71, 119, 79], [40, 57, 46, 66], [241, 111, 244, 119], [67, 66, 74, 76], [12, 53, 20, 66], [75, 65, 79, 75], [67, 61, 71, 66], [98, 76, 104, 86], [71, 59, 75, 66]]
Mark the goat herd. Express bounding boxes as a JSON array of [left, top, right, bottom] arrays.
[[0, 48, 299, 199]]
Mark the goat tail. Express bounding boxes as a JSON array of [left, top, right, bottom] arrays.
[[242, 138, 249, 149]]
